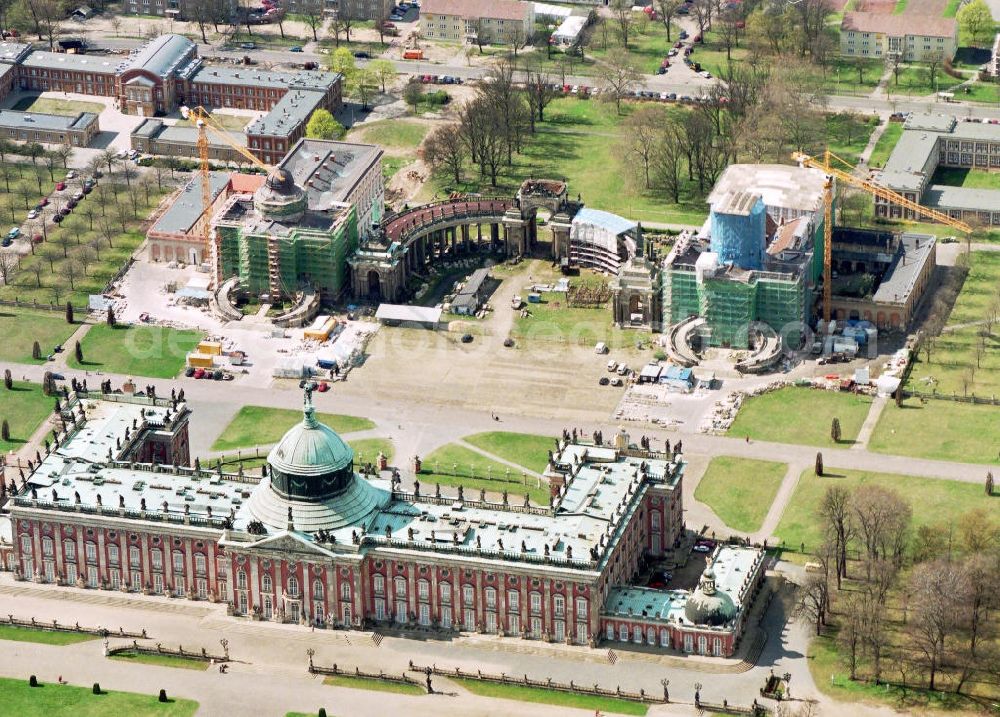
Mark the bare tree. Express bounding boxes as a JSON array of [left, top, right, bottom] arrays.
[[908, 558, 971, 691], [651, 117, 686, 203], [609, 0, 635, 47], [598, 49, 641, 114], [689, 0, 712, 40], [819, 485, 853, 585], [523, 65, 555, 125], [622, 106, 665, 189], [795, 572, 830, 635], [0, 252, 17, 285], [852, 485, 911, 575], [423, 123, 467, 184], [59, 260, 81, 291], [655, 0, 683, 42]]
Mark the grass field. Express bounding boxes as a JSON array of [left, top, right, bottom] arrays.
[[824, 58, 884, 95], [931, 166, 1000, 189], [69, 324, 202, 379], [774, 467, 991, 553], [463, 431, 553, 474], [323, 674, 424, 695], [10, 96, 107, 116], [869, 399, 1000, 464], [0, 162, 66, 231], [176, 114, 249, 131], [727, 387, 874, 448], [350, 119, 428, 150], [905, 250, 1000, 396], [588, 19, 684, 75], [693, 457, 787, 533], [511, 291, 631, 348], [821, 113, 880, 168], [211, 405, 375, 451], [426, 97, 709, 227], [0, 676, 198, 716], [867, 122, 904, 168], [0, 309, 77, 364], [0, 624, 97, 645], [453, 677, 648, 715], [0, 381, 55, 452], [681, 29, 749, 79], [109, 651, 209, 671], [420, 443, 550, 504], [350, 437, 395, 465], [886, 66, 940, 96]]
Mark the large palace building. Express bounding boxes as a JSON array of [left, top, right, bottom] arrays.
[[0, 387, 765, 657]]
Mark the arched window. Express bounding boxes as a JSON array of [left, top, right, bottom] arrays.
[[660, 628, 669, 647], [287, 575, 299, 597], [340, 582, 351, 601], [313, 579, 324, 600], [606, 624, 615, 641], [236, 570, 247, 590], [262, 573, 273, 593], [647, 627, 655, 645], [619, 624, 628, 641]]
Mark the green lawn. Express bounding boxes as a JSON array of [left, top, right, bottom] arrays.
[[10, 96, 107, 116], [693, 457, 787, 533], [351, 119, 428, 150], [463, 431, 553, 474], [0, 676, 198, 716], [420, 443, 550, 504], [0, 624, 97, 645], [886, 66, 940, 96], [867, 122, 904, 168], [323, 674, 424, 695], [426, 97, 709, 227], [511, 291, 632, 348], [350, 437, 395, 465], [587, 19, 683, 75], [0, 309, 77, 364], [774, 467, 991, 553], [954, 81, 1000, 104], [0, 381, 55, 452], [727, 387, 874, 447], [109, 651, 209, 671], [175, 114, 248, 131], [382, 156, 408, 183], [453, 677, 648, 716], [823, 58, 884, 95], [931, 166, 1000, 189], [69, 324, 202, 379], [869, 399, 1000, 464], [686, 30, 750, 79], [905, 251, 1000, 396], [211, 405, 375, 451], [820, 112, 879, 168]]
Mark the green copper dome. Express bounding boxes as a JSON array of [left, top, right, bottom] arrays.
[[266, 385, 355, 501]]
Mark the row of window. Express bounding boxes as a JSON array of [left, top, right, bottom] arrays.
[[20, 557, 216, 599], [235, 570, 352, 601], [23, 537, 222, 576], [372, 574, 587, 617], [606, 623, 724, 656]]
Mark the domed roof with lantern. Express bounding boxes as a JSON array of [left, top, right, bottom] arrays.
[[684, 567, 736, 626]]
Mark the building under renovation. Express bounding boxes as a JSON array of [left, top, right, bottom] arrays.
[[663, 164, 827, 348]]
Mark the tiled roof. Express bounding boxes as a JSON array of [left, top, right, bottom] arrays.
[[422, 0, 531, 21], [841, 12, 957, 38]]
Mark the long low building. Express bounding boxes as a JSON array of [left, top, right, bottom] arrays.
[[420, 0, 535, 45], [875, 113, 1000, 226], [0, 108, 99, 146], [131, 118, 247, 163]]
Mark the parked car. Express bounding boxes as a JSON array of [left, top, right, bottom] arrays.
[[82, 185, 93, 195], [240, 42, 256, 49], [610, 377, 623, 387], [193, 368, 206, 379], [37, 198, 49, 208], [52, 214, 63, 223], [184, 366, 196, 377], [693, 543, 712, 553], [72, 190, 84, 201], [289, 45, 303, 52], [6, 227, 19, 240], [461, 333, 474, 343], [1, 237, 10, 247], [27, 209, 39, 219], [55, 182, 66, 191], [316, 381, 330, 392], [353, 50, 371, 58], [58, 207, 70, 217], [679, 29, 688, 39], [599, 376, 610, 386], [389, 13, 403, 21], [65, 170, 77, 179], [67, 199, 78, 209]]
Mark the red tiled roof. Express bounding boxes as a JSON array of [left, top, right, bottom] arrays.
[[841, 12, 957, 38], [422, 0, 531, 22]]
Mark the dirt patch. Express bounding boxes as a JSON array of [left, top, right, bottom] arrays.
[[387, 159, 431, 206]]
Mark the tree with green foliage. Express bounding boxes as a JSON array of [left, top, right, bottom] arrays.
[[305, 109, 345, 140], [831, 417, 841, 443], [328, 47, 357, 81], [403, 80, 423, 113], [369, 58, 397, 93], [42, 371, 55, 396], [74, 341, 83, 364], [65, 301, 74, 324], [815, 451, 823, 476], [958, 0, 994, 46]]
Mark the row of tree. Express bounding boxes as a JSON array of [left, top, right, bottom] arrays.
[[796, 483, 1000, 695]]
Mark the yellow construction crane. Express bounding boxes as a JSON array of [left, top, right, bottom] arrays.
[[792, 150, 973, 324], [179, 105, 273, 280]]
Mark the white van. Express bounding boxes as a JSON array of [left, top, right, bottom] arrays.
[[594, 341, 608, 354]]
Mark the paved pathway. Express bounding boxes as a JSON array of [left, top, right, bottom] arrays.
[[754, 461, 807, 543], [852, 395, 888, 450]]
